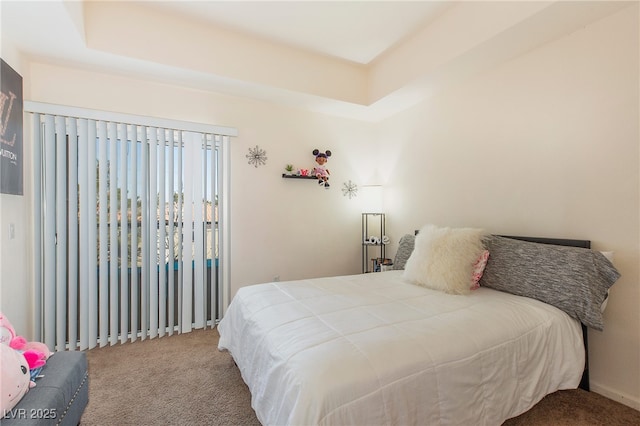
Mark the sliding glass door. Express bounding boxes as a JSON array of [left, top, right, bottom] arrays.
[[29, 104, 234, 351]]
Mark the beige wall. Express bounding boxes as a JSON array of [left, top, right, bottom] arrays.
[[1, 1, 638, 412], [8, 61, 376, 327], [0, 44, 32, 339], [379, 6, 639, 408]]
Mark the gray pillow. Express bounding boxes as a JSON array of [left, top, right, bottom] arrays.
[[392, 234, 415, 270], [479, 235, 620, 331]]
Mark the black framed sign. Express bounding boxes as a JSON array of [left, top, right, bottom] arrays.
[[0, 58, 23, 195]]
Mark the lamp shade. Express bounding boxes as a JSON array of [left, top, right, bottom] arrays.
[[360, 185, 383, 213]]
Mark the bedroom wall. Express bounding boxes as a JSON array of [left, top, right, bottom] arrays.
[[9, 62, 376, 339], [379, 5, 639, 409], [0, 43, 32, 339], [3, 0, 638, 412]]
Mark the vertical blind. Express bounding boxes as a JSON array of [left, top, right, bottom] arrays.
[[29, 104, 235, 351]]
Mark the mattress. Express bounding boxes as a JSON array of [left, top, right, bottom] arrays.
[[217, 270, 584, 425]]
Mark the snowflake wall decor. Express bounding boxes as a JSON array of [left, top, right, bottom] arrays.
[[342, 180, 358, 199], [246, 145, 267, 168]]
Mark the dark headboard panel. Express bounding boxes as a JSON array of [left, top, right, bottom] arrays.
[[500, 235, 591, 249], [501, 235, 591, 392], [413, 231, 591, 249]]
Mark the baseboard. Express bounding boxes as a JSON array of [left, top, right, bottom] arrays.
[[590, 382, 640, 411]]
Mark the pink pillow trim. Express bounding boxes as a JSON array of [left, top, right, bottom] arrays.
[[471, 250, 490, 290]]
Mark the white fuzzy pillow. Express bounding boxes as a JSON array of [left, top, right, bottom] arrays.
[[403, 224, 487, 295]]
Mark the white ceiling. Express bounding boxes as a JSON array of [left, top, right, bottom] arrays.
[[0, 1, 631, 120], [146, 1, 451, 65], [1, 0, 449, 68]]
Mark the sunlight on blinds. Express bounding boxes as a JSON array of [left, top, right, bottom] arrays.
[[30, 108, 234, 351]]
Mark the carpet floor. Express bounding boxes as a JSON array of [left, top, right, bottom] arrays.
[[80, 327, 639, 425]]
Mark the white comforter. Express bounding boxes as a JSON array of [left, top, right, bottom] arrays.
[[217, 271, 584, 426]]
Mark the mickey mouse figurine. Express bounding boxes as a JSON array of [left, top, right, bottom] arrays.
[[312, 149, 331, 188]]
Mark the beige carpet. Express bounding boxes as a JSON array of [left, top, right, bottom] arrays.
[[81, 327, 640, 425]]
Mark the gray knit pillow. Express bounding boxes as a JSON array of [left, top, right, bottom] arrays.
[[392, 234, 415, 270], [480, 235, 620, 330]]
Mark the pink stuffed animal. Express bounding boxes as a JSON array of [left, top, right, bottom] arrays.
[[21, 341, 51, 360], [0, 312, 51, 385], [0, 344, 34, 415], [0, 312, 51, 357], [0, 311, 26, 349]]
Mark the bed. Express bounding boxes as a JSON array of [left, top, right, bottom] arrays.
[[217, 227, 620, 425]]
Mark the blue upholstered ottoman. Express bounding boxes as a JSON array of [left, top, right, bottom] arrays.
[[2, 351, 89, 426]]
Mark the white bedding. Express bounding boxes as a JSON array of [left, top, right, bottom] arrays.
[[217, 270, 584, 425]]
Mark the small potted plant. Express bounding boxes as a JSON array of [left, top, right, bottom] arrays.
[[284, 164, 294, 176]]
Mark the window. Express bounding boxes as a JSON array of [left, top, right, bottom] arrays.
[[28, 103, 235, 350]]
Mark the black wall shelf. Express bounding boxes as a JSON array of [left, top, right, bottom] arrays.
[[282, 174, 318, 180]]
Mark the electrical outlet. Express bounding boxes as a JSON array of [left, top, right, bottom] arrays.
[[273, 275, 280, 282], [9, 223, 15, 240]]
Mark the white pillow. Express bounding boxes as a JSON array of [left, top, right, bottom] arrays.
[[403, 224, 486, 295]]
